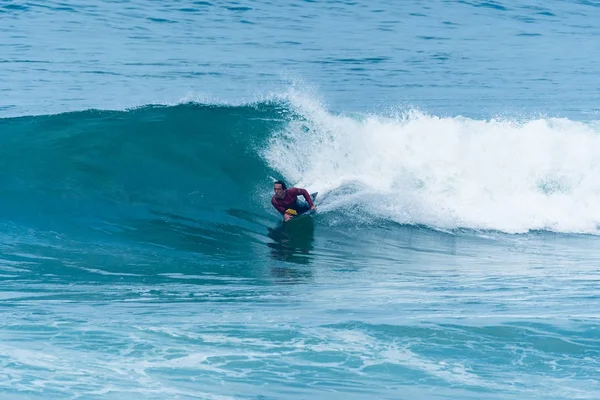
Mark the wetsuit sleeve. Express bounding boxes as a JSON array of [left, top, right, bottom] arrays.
[[294, 188, 314, 207], [271, 197, 286, 214]]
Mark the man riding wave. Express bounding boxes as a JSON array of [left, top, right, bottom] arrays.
[[271, 180, 316, 221]]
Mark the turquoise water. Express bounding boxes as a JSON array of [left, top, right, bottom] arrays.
[[2, 1, 600, 399]]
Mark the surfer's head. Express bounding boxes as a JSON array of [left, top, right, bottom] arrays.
[[273, 180, 287, 199]]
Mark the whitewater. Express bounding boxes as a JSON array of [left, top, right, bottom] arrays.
[[267, 99, 600, 233]]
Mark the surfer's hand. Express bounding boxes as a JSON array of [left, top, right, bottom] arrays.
[[284, 213, 292, 222], [311, 206, 316, 211]]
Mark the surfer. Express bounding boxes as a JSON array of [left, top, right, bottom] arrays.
[[271, 180, 316, 221]]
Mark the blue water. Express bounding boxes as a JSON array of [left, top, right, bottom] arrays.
[[2, 1, 600, 399]]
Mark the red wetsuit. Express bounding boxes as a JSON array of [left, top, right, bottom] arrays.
[[271, 188, 314, 215]]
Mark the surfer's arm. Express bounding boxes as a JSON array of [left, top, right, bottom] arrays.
[[271, 198, 286, 214], [293, 188, 315, 208]]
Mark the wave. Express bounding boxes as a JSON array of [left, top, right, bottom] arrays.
[[1, 95, 600, 236]]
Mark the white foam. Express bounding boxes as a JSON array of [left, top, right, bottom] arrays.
[[264, 95, 600, 234]]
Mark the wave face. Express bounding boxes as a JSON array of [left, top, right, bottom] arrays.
[[0, 102, 288, 231], [2, 97, 600, 235]]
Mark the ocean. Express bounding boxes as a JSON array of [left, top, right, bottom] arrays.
[[1, 1, 600, 399]]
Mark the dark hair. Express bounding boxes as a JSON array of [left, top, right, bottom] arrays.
[[273, 180, 287, 190]]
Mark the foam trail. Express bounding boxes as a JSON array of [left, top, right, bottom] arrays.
[[264, 98, 600, 234]]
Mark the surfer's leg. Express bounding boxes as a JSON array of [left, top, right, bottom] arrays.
[[294, 199, 310, 214]]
